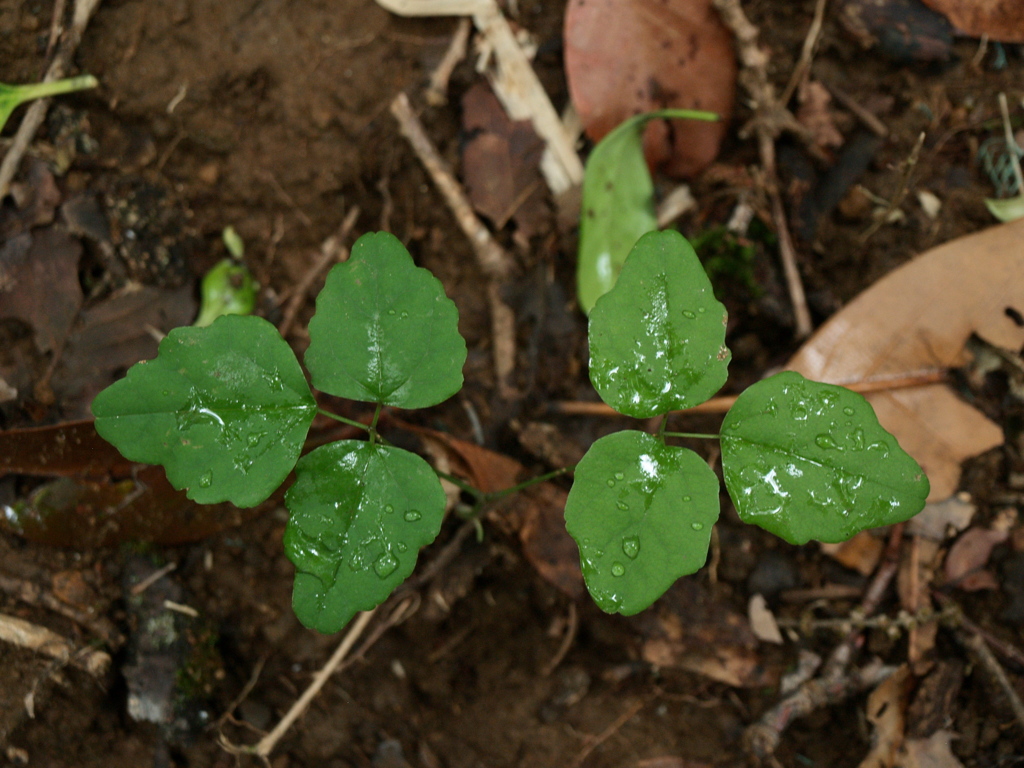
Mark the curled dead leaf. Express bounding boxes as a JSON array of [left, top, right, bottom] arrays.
[[564, 0, 736, 178], [788, 218, 1024, 500], [920, 0, 1024, 43]]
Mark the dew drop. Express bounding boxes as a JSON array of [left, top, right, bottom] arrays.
[[815, 434, 838, 450], [697, 306, 706, 313], [247, 433, 262, 447], [397, 543, 408, 553], [614, 472, 625, 481], [610, 562, 626, 577], [843, 406, 855, 416], [606, 479, 616, 487], [384, 504, 394, 514], [682, 310, 696, 319], [691, 521, 704, 531], [387, 308, 397, 316], [616, 501, 629, 511], [162, 390, 170, 396], [403, 509, 422, 522], [373, 552, 399, 578], [622, 536, 640, 559], [198, 470, 213, 488], [400, 311, 409, 319], [848, 427, 865, 451], [682, 495, 692, 502]]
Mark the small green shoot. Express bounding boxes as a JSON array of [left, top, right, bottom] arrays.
[[0, 75, 98, 132], [194, 259, 258, 327], [92, 229, 929, 633], [577, 109, 718, 314]]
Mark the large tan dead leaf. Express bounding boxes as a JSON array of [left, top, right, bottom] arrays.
[[564, 0, 736, 178], [788, 218, 1024, 500], [920, 0, 1024, 43]]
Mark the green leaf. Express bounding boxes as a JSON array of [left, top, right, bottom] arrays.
[[0, 75, 98, 133], [588, 230, 731, 418], [305, 232, 467, 409], [284, 440, 446, 633], [194, 258, 257, 327], [986, 195, 1024, 222], [720, 370, 930, 545], [577, 108, 718, 314], [92, 315, 316, 508], [564, 431, 720, 615]]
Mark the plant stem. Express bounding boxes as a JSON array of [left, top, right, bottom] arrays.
[[485, 466, 574, 502], [434, 470, 486, 502], [662, 431, 720, 440], [368, 403, 383, 446], [316, 409, 371, 432], [5, 74, 98, 103]]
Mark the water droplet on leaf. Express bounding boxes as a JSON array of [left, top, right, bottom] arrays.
[[691, 521, 704, 531], [682, 310, 696, 319], [815, 434, 838, 449], [843, 406, 855, 416], [373, 552, 399, 578], [384, 504, 394, 514], [610, 562, 625, 577], [403, 510, 421, 522], [606, 479, 616, 487], [614, 472, 625, 481], [616, 501, 629, 510], [199, 470, 213, 488], [622, 536, 640, 559]]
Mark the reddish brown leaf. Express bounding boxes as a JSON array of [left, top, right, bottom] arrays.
[[920, 0, 1024, 43], [944, 526, 1009, 588], [564, 0, 736, 178], [0, 420, 133, 479], [517, 482, 585, 599]]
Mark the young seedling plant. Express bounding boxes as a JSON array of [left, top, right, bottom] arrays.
[[92, 229, 930, 633]]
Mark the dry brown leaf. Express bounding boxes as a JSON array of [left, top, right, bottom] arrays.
[[821, 531, 885, 576], [788, 218, 1024, 500], [906, 494, 976, 541], [899, 731, 965, 768], [797, 80, 844, 151], [920, 0, 1024, 43], [860, 665, 912, 768], [943, 526, 1009, 588], [564, 0, 736, 178]]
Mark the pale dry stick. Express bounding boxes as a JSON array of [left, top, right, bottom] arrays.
[[0, 0, 102, 198], [239, 608, 376, 760], [0, 611, 111, 677], [550, 368, 949, 417], [0, 572, 122, 647], [426, 17, 471, 106], [278, 206, 361, 338], [390, 91, 518, 397], [712, 0, 813, 338], [541, 601, 578, 677], [779, 0, 828, 108], [375, 0, 583, 195]]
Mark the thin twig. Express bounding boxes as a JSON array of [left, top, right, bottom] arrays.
[[426, 17, 471, 106], [960, 631, 1024, 735], [860, 131, 926, 242], [570, 697, 648, 768], [998, 92, 1024, 194], [390, 91, 518, 397], [542, 601, 577, 677], [550, 369, 948, 417], [743, 524, 904, 761], [779, 0, 828, 107], [824, 82, 889, 138], [252, 609, 375, 758], [712, 0, 813, 338], [0, 0, 102, 198], [278, 206, 361, 338]]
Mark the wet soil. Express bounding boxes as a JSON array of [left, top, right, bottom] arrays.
[[2, 0, 1024, 766]]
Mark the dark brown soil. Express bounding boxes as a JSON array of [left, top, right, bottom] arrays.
[[2, 1, 1023, 767]]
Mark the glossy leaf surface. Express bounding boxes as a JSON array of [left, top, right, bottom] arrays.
[[589, 230, 730, 417], [92, 315, 316, 508], [284, 440, 445, 634], [720, 371, 930, 544], [564, 431, 720, 615], [577, 109, 717, 314], [305, 232, 467, 409]]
